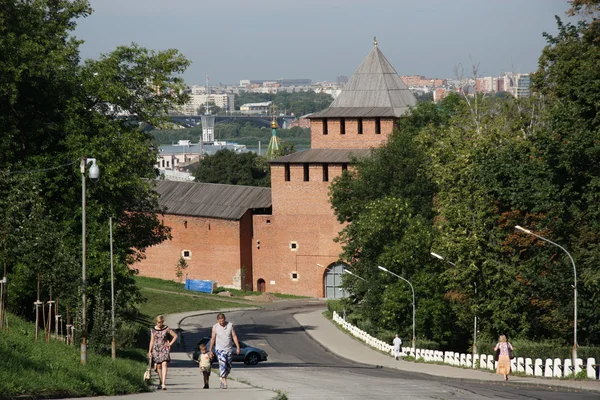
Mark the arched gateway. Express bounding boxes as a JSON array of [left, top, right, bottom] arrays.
[[323, 263, 347, 299]]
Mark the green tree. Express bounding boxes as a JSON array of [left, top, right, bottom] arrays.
[[175, 256, 189, 282], [0, 0, 189, 350], [193, 150, 270, 187], [330, 97, 461, 347]]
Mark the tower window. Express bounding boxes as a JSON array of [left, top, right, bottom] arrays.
[[340, 118, 345, 135], [375, 118, 381, 134], [291, 272, 299, 280], [323, 119, 328, 135], [290, 241, 298, 251], [322, 163, 329, 182], [303, 163, 309, 182], [284, 164, 290, 181], [358, 118, 363, 134]]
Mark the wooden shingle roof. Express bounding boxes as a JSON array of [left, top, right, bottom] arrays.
[[309, 44, 416, 119], [154, 180, 271, 220], [269, 149, 373, 164]]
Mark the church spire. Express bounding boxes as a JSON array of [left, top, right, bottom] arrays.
[[264, 118, 281, 160]]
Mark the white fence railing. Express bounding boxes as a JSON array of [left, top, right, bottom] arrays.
[[332, 311, 599, 379]]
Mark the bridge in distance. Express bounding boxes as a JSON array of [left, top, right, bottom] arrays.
[[170, 114, 297, 129]]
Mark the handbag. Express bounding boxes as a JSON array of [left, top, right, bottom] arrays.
[[143, 358, 152, 382], [494, 347, 500, 362], [507, 342, 514, 360]]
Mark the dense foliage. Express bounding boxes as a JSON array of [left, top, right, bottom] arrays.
[[0, 0, 189, 351], [330, 2, 600, 351], [235, 91, 333, 116], [193, 150, 270, 187]]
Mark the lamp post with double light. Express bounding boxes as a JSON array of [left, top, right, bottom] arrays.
[[514, 225, 578, 368], [377, 266, 416, 355], [431, 252, 478, 363], [81, 157, 99, 365]]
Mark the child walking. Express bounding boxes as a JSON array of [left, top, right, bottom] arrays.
[[198, 343, 212, 389]]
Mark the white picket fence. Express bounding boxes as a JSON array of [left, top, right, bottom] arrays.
[[332, 311, 599, 379]]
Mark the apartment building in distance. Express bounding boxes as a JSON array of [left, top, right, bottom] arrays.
[[400, 75, 447, 87], [475, 73, 531, 98]]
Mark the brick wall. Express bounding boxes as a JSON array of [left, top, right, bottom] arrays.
[[136, 213, 251, 289], [252, 162, 348, 297], [310, 118, 395, 149], [252, 212, 344, 297]]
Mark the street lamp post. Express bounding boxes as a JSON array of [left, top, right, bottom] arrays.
[[342, 268, 368, 282], [515, 225, 578, 369], [81, 157, 99, 365], [109, 216, 116, 360], [377, 266, 416, 355], [431, 252, 478, 363]]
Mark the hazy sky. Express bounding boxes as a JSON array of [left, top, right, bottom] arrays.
[[75, 0, 573, 85]]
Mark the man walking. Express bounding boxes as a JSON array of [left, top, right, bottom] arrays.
[[209, 313, 240, 389], [393, 334, 402, 360]]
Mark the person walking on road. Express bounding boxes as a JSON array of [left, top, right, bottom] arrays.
[[209, 312, 240, 389], [494, 335, 514, 381], [198, 343, 212, 389], [393, 334, 403, 360], [148, 315, 178, 390]]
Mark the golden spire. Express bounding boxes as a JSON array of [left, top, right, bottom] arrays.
[[373, 36, 378, 47]]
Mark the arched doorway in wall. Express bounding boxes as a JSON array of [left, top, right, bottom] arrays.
[[323, 263, 347, 299], [257, 279, 266, 292]]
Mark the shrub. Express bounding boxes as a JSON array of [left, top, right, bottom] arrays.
[[326, 299, 345, 315]]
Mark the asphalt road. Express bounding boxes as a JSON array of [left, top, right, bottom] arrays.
[[178, 301, 599, 400]]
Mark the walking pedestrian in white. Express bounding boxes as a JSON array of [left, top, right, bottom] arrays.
[[393, 334, 402, 360]]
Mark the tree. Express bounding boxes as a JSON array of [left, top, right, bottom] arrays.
[[329, 97, 461, 347], [193, 150, 270, 187], [0, 0, 190, 350], [175, 256, 189, 282]]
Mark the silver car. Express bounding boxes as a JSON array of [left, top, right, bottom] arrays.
[[192, 337, 268, 365]]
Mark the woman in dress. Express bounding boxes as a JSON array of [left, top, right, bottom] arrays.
[[494, 334, 514, 381], [148, 315, 178, 390]]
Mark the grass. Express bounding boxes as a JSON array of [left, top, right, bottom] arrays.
[[216, 287, 310, 299], [0, 314, 150, 399], [136, 287, 254, 318], [135, 276, 190, 293], [136, 276, 309, 300]]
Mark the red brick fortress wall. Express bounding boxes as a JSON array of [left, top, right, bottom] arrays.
[[310, 118, 395, 149], [135, 214, 248, 288], [251, 163, 347, 297]]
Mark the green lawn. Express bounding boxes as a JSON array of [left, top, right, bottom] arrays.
[[137, 287, 252, 318], [0, 314, 150, 399], [135, 276, 310, 302]]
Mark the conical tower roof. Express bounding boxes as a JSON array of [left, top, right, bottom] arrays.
[[310, 40, 416, 118]]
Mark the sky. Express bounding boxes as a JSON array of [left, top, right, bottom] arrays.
[[75, 0, 573, 85]]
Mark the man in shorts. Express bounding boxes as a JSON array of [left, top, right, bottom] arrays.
[[209, 313, 240, 389]]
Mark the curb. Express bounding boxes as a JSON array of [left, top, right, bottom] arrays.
[[298, 310, 600, 394]]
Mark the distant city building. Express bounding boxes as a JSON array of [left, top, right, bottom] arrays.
[[240, 78, 312, 87], [400, 75, 447, 87], [515, 73, 531, 98], [240, 101, 272, 114], [433, 88, 449, 102], [475, 73, 531, 98], [175, 89, 235, 115], [476, 77, 494, 93]]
